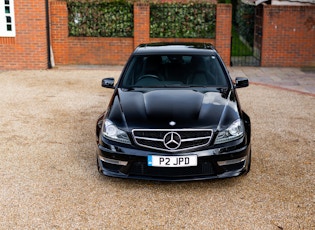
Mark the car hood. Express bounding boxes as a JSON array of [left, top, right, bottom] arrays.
[[107, 88, 240, 130]]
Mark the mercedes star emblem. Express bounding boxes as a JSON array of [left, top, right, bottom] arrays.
[[163, 132, 181, 150]]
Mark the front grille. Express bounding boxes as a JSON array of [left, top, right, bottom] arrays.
[[132, 129, 213, 152], [129, 160, 214, 178]]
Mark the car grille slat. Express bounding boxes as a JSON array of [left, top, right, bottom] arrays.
[[132, 129, 213, 152]]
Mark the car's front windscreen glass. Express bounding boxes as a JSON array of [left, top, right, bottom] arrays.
[[120, 54, 228, 88]]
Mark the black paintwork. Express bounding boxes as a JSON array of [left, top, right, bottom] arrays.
[[108, 88, 239, 130], [96, 43, 251, 181]]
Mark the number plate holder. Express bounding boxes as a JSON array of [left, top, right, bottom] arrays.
[[148, 155, 197, 167]]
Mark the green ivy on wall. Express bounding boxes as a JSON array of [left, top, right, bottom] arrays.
[[67, 0, 216, 39], [150, 2, 216, 38], [67, 0, 133, 37]]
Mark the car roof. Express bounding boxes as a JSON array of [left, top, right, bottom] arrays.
[[133, 42, 218, 55]]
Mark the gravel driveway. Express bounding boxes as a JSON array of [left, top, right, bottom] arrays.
[[0, 69, 314, 229]]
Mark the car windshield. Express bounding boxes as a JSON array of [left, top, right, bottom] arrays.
[[120, 54, 228, 88]]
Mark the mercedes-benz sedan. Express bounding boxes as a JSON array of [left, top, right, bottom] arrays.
[[96, 43, 251, 181]]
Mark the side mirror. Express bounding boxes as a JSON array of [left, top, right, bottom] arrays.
[[235, 77, 249, 88], [102, 78, 115, 88]]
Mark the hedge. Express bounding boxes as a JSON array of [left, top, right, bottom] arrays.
[[67, 0, 133, 37], [67, 0, 216, 39], [150, 2, 216, 38]]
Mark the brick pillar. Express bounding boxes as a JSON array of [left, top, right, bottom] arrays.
[[133, 3, 150, 49], [215, 4, 232, 66], [50, 1, 69, 65]]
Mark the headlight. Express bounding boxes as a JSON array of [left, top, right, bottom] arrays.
[[102, 119, 131, 144], [214, 119, 244, 144]]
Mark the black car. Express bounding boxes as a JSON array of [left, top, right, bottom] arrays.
[[96, 43, 251, 181]]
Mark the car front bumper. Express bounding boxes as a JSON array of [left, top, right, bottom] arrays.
[[96, 137, 251, 181]]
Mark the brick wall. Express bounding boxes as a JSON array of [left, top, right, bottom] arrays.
[[215, 4, 232, 66], [50, 1, 134, 66], [50, 2, 232, 66], [0, 0, 48, 70], [1, 1, 313, 70], [133, 3, 150, 48], [261, 5, 315, 67]]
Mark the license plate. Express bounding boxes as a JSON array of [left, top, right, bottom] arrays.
[[148, 155, 197, 167]]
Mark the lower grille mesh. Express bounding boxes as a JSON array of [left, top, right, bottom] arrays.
[[130, 161, 214, 178]]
